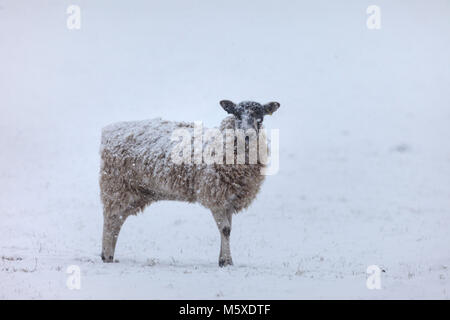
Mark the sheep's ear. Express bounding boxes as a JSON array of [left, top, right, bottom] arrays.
[[220, 100, 237, 114], [263, 102, 280, 115]]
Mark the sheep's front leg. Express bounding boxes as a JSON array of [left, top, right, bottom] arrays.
[[101, 210, 126, 263], [211, 209, 233, 267]]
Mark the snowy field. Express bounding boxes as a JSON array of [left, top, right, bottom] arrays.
[[1, 0, 450, 299]]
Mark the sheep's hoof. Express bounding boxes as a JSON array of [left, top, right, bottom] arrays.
[[101, 253, 115, 263], [219, 257, 233, 267]]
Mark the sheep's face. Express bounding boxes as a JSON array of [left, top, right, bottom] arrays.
[[220, 100, 280, 130]]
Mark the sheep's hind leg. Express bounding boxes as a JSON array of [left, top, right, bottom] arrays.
[[211, 209, 233, 267], [101, 209, 127, 263]]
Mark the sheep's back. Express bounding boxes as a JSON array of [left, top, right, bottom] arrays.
[[101, 118, 193, 158], [100, 118, 197, 202]]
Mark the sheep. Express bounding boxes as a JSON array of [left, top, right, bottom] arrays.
[[99, 100, 280, 267]]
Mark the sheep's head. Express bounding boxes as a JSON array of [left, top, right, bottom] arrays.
[[220, 100, 280, 130]]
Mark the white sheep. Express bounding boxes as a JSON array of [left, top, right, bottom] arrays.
[[99, 100, 280, 266]]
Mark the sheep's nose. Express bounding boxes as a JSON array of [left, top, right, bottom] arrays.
[[248, 119, 256, 128]]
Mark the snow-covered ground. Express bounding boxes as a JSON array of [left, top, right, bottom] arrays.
[[1, 0, 450, 299]]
